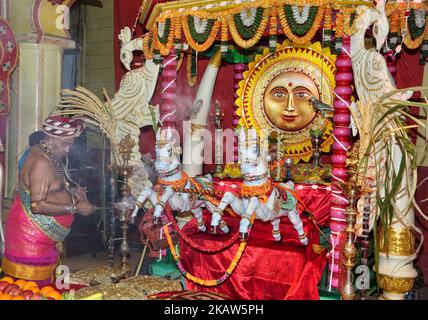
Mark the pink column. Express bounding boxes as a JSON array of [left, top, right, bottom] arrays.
[[329, 36, 353, 290], [160, 50, 178, 128], [233, 63, 246, 163]]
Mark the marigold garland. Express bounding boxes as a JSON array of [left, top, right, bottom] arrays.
[[278, 4, 324, 45], [153, 17, 175, 55], [186, 48, 197, 87], [182, 15, 220, 52], [400, 7, 427, 50], [187, 16, 216, 44], [284, 5, 318, 36], [142, 33, 154, 60], [164, 211, 256, 287], [233, 7, 265, 40], [164, 204, 240, 254], [322, 5, 332, 47], [227, 6, 269, 49], [144, 0, 427, 56]]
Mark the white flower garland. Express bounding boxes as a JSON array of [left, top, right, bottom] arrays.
[[158, 21, 166, 38], [193, 16, 209, 34], [414, 9, 426, 29], [292, 5, 310, 25], [240, 7, 257, 27]]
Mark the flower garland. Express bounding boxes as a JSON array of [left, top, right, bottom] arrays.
[[400, 7, 428, 50], [164, 210, 256, 287], [142, 32, 154, 60], [269, 8, 278, 51], [145, 0, 427, 57], [154, 17, 175, 55], [227, 6, 269, 49], [387, 9, 400, 52], [158, 171, 188, 189], [233, 7, 264, 40], [174, 17, 182, 56], [164, 204, 240, 253], [182, 14, 220, 52], [240, 178, 274, 203], [321, 5, 332, 48], [186, 48, 197, 87], [284, 5, 319, 36], [220, 17, 229, 55], [187, 16, 216, 44], [278, 4, 324, 45], [408, 8, 427, 40]]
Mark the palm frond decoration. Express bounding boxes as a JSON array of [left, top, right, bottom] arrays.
[[351, 86, 428, 272], [53, 86, 120, 161]]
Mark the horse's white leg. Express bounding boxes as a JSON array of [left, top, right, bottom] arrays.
[[271, 218, 281, 241], [131, 187, 156, 220], [191, 206, 207, 232], [240, 197, 259, 241], [206, 202, 230, 234], [153, 186, 175, 224], [287, 208, 308, 245], [211, 191, 237, 234]]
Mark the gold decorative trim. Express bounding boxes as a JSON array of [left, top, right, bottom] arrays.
[[378, 226, 415, 256], [1, 257, 58, 281], [377, 274, 415, 295]]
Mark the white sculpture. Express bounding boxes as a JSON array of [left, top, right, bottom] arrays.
[[131, 127, 229, 233], [56, 27, 160, 197], [350, 0, 420, 300], [212, 128, 308, 243]]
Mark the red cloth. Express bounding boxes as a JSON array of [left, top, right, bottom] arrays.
[[180, 213, 326, 300], [113, 0, 146, 90], [213, 179, 331, 227]]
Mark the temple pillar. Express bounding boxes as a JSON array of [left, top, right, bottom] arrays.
[[329, 36, 353, 290], [5, 0, 75, 198]]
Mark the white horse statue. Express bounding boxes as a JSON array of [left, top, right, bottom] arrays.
[[211, 128, 309, 244], [131, 127, 229, 233]]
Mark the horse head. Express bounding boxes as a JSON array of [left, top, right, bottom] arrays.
[[154, 127, 181, 175], [238, 128, 268, 179]]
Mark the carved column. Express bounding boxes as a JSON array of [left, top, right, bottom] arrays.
[[329, 36, 353, 290], [233, 63, 245, 163], [6, 0, 75, 198], [160, 50, 177, 128]]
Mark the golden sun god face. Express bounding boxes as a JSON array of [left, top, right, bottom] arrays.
[[263, 71, 320, 131]]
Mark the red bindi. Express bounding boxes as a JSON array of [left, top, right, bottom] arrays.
[[288, 82, 293, 87]]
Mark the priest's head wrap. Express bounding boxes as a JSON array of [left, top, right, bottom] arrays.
[[41, 115, 85, 139]]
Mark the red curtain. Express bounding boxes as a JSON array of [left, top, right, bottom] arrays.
[[113, 0, 146, 90]]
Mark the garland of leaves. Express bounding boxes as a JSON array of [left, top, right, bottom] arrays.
[[164, 208, 256, 287], [284, 5, 318, 36], [227, 6, 269, 48]]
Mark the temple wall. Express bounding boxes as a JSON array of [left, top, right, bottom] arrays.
[[77, 0, 114, 98]]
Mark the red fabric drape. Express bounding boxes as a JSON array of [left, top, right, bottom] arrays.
[[180, 213, 326, 300], [212, 179, 332, 227], [113, 0, 146, 90]]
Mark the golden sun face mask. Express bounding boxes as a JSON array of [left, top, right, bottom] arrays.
[[236, 41, 336, 163]]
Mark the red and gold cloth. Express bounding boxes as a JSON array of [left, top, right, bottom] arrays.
[[180, 213, 326, 300], [213, 179, 331, 226]]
